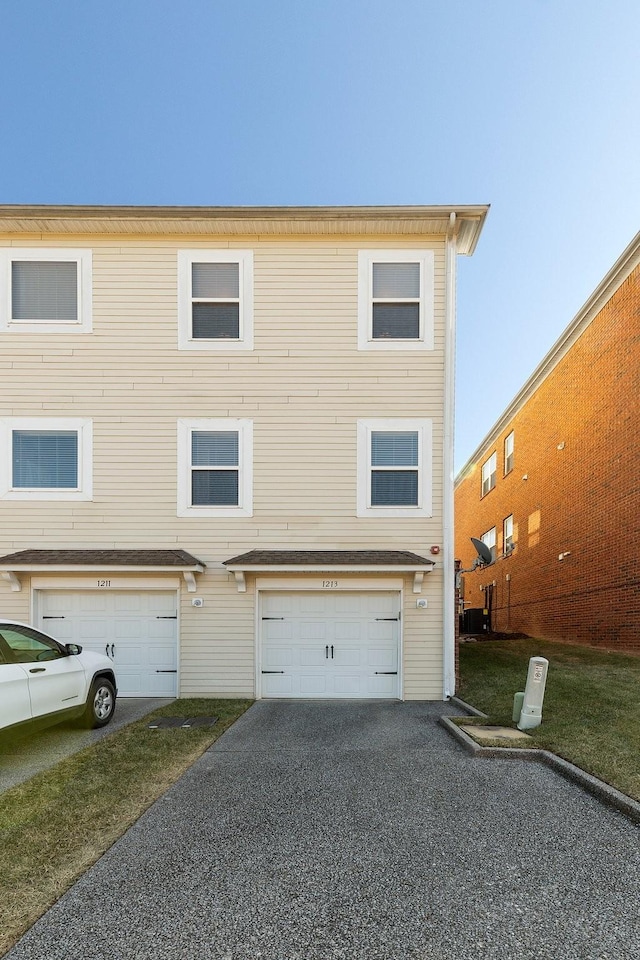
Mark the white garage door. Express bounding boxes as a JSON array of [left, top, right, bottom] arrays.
[[38, 592, 178, 697], [260, 592, 400, 699]]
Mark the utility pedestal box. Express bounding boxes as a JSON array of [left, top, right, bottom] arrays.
[[514, 656, 549, 731]]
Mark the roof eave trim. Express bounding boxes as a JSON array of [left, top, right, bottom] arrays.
[[0, 563, 205, 594], [223, 562, 435, 594]]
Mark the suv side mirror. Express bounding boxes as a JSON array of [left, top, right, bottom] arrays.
[[65, 643, 83, 656]]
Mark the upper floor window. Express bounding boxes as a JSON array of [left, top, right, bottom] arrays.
[[357, 250, 434, 351], [177, 419, 253, 517], [481, 526, 497, 562], [178, 250, 253, 351], [0, 418, 93, 500], [504, 431, 514, 475], [0, 249, 92, 333], [481, 452, 497, 497], [357, 419, 432, 517], [503, 514, 514, 555]]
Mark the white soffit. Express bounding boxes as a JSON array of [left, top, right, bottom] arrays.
[[0, 205, 489, 255]]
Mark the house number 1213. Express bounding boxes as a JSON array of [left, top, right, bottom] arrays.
[[322, 580, 339, 588]]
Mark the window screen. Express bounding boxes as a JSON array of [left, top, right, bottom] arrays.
[[12, 261, 78, 322], [370, 431, 419, 506], [191, 431, 240, 506], [12, 431, 78, 488], [371, 262, 420, 339], [191, 263, 240, 339]]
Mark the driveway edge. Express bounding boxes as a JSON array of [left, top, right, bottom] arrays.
[[441, 701, 640, 826]]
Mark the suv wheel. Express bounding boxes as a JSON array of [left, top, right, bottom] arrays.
[[82, 678, 116, 728]]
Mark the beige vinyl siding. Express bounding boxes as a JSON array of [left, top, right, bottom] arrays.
[[1, 233, 449, 699]]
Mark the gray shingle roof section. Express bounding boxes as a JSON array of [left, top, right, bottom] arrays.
[[0, 549, 205, 567], [224, 549, 434, 566]]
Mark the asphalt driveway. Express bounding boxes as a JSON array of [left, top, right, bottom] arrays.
[[6, 701, 640, 960]]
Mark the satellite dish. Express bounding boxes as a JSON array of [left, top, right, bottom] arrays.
[[470, 537, 493, 566]]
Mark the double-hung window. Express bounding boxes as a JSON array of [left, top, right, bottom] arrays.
[[0, 418, 93, 500], [178, 250, 253, 350], [481, 452, 497, 497], [504, 431, 514, 474], [481, 527, 497, 562], [357, 419, 432, 517], [358, 250, 434, 350], [177, 419, 253, 517], [0, 249, 92, 333], [503, 515, 514, 555]]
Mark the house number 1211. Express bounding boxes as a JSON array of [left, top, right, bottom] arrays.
[[96, 580, 112, 588]]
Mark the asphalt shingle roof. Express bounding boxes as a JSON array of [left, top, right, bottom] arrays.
[[0, 549, 205, 567]]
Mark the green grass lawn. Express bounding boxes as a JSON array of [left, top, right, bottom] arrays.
[[458, 637, 640, 803], [0, 698, 252, 956]]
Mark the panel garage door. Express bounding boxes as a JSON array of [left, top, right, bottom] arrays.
[[260, 592, 400, 699], [38, 592, 178, 697]]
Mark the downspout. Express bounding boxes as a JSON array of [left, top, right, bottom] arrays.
[[442, 211, 457, 698]]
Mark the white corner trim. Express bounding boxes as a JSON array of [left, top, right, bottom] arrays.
[[442, 215, 457, 698]]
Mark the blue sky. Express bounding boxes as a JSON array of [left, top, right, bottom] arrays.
[[2, 0, 639, 469]]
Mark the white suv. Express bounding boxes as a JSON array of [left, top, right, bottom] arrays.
[[0, 620, 117, 733]]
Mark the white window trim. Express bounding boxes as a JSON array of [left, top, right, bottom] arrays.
[[0, 248, 92, 333], [177, 250, 254, 351], [0, 417, 93, 501], [177, 418, 253, 518], [357, 418, 432, 518], [357, 249, 434, 351]]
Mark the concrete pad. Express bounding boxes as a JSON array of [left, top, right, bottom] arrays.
[[464, 723, 532, 743]]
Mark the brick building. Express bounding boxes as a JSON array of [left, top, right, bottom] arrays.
[[455, 232, 640, 651]]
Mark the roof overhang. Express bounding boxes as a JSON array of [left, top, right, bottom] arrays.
[[222, 550, 435, 594], [0, 204, 489, 256], [0, 549, 205, 593]]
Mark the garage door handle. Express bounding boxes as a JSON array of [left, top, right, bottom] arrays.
[[105, 644, 115, 658], [262, 617, 284, 621], [156, 670, 177, 673], [29, 667, 47, 673], [43, 615, 65, 620], [375, 671, 398, 675], [156, 616, 177, 620], [262, 670, 285, 674], [375, 618, 399, 622]]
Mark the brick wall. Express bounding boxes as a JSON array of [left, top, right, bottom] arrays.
[[455, 263, 640, 651]]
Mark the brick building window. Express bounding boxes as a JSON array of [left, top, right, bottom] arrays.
[[503, 514, 514, 555], [504, 431, 514, 475], [481, 452, 497, 497], [481, 527, 497, 562]]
